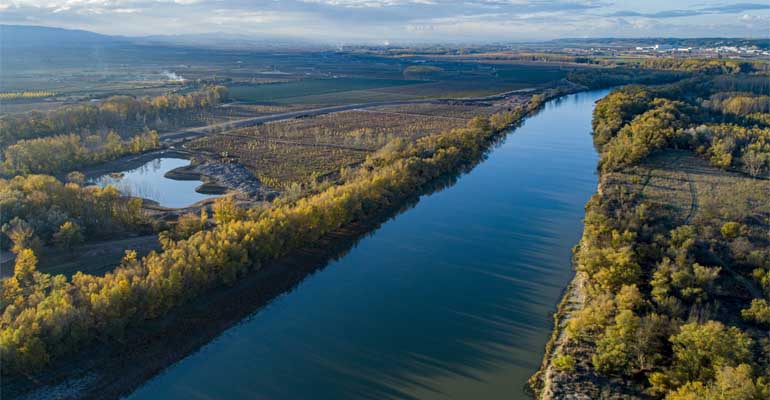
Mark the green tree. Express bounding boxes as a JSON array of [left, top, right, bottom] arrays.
[[666, 364, 770, 400], [651, 321, 753, 393], [52, 221, 84, 251], [720, 222, 742, 240], [593, 309, 641, 375], [741, 299, 770, 327]]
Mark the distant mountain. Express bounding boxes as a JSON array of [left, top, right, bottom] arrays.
[[0, 24, 126, 48], [0, 24, 324, 51]]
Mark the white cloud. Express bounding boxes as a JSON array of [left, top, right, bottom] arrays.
[[0, 0, 766, 41]]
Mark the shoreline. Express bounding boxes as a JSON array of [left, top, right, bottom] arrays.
[[6, 199, 419, 400]]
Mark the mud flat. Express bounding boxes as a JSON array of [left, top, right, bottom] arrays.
[[166, 160, 278, 200]]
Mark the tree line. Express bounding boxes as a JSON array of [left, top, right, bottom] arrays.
[[0, 86, 228, 148], [1, 173, 152, 254], [2, 130, 160, 176], [593, 77, 770, 177]]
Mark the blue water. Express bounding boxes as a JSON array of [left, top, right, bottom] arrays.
[[127, 89, 609, 399], [93, 157, 217, 208]]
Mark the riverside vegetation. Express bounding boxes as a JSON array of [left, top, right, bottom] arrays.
[[0, 86, 561, 374], [532, 69, 770, 399], [1, 86, 228, 175]]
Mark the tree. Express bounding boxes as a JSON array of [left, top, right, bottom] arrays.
[[593, 310, 641, 375], [721, 222, 742, 240], [175, 211, 205, 239], [743, 149, 767, 178], [651, 321, 753, 393], [666, 364, 770, 400], [616, 284, 644, 311], [212, 196, 241, 224], [741, 299, 770, 327], [53, 221, 84, 251], [65, 171, 86, 186], [11, 248, 39, 290], [552, 354, 576, 372], [3, 218, 42, 255]]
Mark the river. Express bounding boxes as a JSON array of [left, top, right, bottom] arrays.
[[126, 89, 609, 400]]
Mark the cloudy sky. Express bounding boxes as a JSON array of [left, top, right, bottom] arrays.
[[1, 1, 768, 42]]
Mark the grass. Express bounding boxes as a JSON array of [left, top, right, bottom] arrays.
[[606, 150, 770, 226]]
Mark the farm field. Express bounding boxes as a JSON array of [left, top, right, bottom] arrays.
[[223, 109, 467, 147], [227, 78, 423, 104], [186, 135, 367, 190], [182, 105, 484, 190]]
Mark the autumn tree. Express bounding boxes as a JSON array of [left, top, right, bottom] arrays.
[[52, 221, 84, 250]]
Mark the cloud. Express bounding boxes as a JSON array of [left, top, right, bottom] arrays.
[[608, 2, 770, 19], [0, 0, 766, 41]]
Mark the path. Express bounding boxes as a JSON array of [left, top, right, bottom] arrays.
[[683, 170, 699, 224]]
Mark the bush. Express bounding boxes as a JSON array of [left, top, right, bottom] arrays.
[[552, 354, 576, 372]]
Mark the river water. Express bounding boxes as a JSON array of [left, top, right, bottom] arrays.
[[126, 89, 609, 400]]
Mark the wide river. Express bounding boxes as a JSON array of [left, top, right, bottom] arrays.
[[127, 89, 609, 400]]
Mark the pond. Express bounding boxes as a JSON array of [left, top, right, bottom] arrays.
[[127, 89, 609, 399], [92, 157, 217, 208]]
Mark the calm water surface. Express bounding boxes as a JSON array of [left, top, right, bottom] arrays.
[[127, 89, 609, 400], [93, 157, 216, 208]]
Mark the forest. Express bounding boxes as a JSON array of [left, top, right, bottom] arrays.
[[0, 86, 228, 147], [532, 71, 770, 399], [0, 86, 228, 177]]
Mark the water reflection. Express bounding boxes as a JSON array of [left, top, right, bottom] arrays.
[[127, 89, 609, 400], [93, 157, 217, 208]]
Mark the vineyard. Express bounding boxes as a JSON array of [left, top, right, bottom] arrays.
[[183, 106, 485, 189], [186, 135, 366, 190]]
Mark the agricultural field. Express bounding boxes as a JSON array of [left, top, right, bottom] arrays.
[[184, 107, 475, 189], [225, 109, 467, 148], [227, 78, 423, 104], [186, 135, 367, 190], [374, 101, 521, 119]]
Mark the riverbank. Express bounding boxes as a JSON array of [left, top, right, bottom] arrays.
[[5, 199, 419, 400]]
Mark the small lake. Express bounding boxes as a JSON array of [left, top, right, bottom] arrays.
[[93, 157, 217, 208], [127, 89, 609, 399]]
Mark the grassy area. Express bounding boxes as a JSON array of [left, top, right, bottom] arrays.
[[605, 151, 770, 226]]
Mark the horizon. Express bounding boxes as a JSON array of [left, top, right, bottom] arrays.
[[1, 1, 769, 44], [2, 23, 768, 47]]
